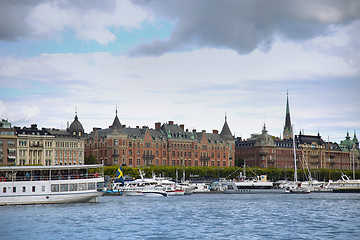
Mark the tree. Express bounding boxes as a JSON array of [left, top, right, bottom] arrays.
[[84, 153, 97, 165]]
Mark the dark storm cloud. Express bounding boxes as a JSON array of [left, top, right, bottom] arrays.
[[0, 0, 116, 42], [0, 0, 43, 41], [129, 0, 360, 56]]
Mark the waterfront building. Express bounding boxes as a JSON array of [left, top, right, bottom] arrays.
[[235, 125, 295, 168], [85, 112, 235, 167], [15, 124, 55, 166], [15, 113, 85, 166], [0, 119, 17, 165], [45, 113, 85, 165], [235, 94, 360, 171]]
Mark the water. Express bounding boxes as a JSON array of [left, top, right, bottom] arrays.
[[1, 193, 360, 240]]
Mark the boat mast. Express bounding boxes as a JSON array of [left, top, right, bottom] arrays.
[[328, 136, 331, 181], [353, 154, 355, 180], [292, 130, 298, 182]]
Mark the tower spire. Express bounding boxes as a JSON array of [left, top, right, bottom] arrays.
[[283, 92, 293, 140]]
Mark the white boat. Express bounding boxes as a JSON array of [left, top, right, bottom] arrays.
[[223, 162, 282, 194], [325, 174, 360, 193], [190, 183, 211, 193], [121, 178, 159, 196], [120, 170, 170, 196], [224, 179, 283, 194], [0, 164, 105, 205], [283, 182, 310, 194], [142, 187, 168, 197]]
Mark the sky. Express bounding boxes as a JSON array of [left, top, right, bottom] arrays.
[[0, 0, 359, 144]]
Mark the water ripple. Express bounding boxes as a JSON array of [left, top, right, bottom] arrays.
[[1, 193, 360, 239]]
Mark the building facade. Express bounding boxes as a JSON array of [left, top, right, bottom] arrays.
[[85, 113, 235, 167], [0, 119, 17, 165], [16, 124, 55, 166], [15, 114, 85, 166], [235, 95, 360, 170]]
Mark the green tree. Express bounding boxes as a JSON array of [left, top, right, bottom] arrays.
[[84, 153, 97, 165]]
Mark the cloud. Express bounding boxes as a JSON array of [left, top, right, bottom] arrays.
[[0, 0, 148, 44], [0, 41, 358, 143], [129, 0, 360, 56]]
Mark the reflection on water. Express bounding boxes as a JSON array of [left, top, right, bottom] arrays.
[[1, 193, 360, 239]]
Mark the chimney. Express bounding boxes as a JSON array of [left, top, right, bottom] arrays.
[[155, 122, 161, 130], [180, 124, 184, 130], [122, 125, 126, 128], [202, 130, 206, 133], [193, 129, 196, 133], [136, 126, 139, 129], [31, 124, 37, 130], [213, 129, 218, 134], [169, 121, 174, 125]]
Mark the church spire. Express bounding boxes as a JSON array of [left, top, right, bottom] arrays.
[[283, 92, 293, 140]]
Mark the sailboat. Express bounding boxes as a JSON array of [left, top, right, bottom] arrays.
[[283, 131, 310, 194]]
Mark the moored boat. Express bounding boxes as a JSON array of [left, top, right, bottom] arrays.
[[223, 177, 283, 194], [0, 164, 105, 205], [325, 174, 360, 193]]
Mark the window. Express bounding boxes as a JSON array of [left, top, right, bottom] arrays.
[[42, 186, 45, 192], [13, 187, 16, 193], [51, 184, 59, 192], [8, 140, 15, 147], [60, 184, 68, 192], [3, 187, 6, 193], [22, 186, 26, 192], [70, 183, 78, 191], [79, 183, 87, 191], [88, 182, 95, 190], [32, 186, 36, 192]]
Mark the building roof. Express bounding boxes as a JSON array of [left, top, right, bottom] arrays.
[[296, 133, 325, 145], [220, 116, 233, 141], [284, 93, 292, 131], [110, 110, 122, 129], [67, 114, 84, 136]]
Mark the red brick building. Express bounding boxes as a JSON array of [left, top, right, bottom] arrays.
[[235, 94, 360, 170], [0, 119, 17, 165], [85, 113, 235, 167]]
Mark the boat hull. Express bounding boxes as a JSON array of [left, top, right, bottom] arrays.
[[224, 188, 283, 194], [142, 190, 167, 197], [0, 191, 103, 205], [332, 189, 360, 193]]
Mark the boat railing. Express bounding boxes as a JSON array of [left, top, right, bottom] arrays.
[[0, 173, 103, 182]]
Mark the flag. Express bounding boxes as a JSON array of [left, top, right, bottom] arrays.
[[116, 166, 124, 184]]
